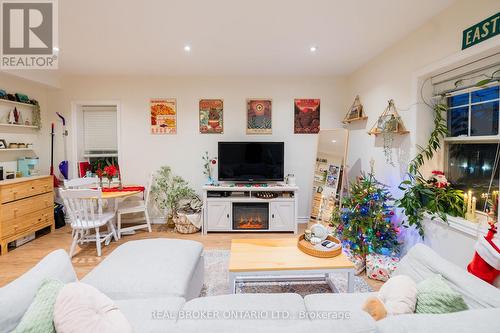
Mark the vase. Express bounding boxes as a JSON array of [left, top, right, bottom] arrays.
[[107, 179, 112, 188], [207, 176, 215, 185], [98, 178, 103, 188]]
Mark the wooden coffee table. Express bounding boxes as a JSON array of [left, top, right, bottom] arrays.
[[228, 238, 355, 293]]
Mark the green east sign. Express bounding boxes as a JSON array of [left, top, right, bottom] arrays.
[[462, 12, 499, 50]]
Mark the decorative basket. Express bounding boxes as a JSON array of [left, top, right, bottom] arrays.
[[297, 234, 342, 258], [173, 212, 201, 234]]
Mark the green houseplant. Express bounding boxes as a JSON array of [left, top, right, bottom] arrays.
[[396, 103, 465, 237], [151, 166, 201, 229]]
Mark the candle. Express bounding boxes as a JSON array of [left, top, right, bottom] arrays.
[[463, 192, 468, 213], [467, 190, 473, 214], [472, 197, 477, 220]]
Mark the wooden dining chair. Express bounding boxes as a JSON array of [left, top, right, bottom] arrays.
[[60, 188, 117, 257], [116, 174, 153, 238]]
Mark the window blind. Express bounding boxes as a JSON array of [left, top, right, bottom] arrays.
[[83, 106, 117, 153], [432, 53, 500, 97]]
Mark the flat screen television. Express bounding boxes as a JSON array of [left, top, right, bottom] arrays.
[[218, 142, 284, 182]]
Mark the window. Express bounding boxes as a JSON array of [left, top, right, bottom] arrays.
[[445, 84, 500, 215], [447, 85, 499, 137], [74, 104, 119, 176]]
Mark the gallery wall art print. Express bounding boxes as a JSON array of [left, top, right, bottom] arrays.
[[199, 99, 223, 134], [247, 99, 272, 134], [150, 98, 177, 134], [294, 98, 320, 134]]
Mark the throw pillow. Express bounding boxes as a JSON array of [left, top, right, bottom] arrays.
[[54, 282, 132, 333], [416, 274, 468, 314], [13, 278, 64, 333]]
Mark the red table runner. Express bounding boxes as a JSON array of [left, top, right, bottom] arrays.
[[98, 186, 145, 193]]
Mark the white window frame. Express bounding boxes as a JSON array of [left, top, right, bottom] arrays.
[[411, 38, 500, 229], [444, 82, 500, 143], [70, 100, 121, 179]]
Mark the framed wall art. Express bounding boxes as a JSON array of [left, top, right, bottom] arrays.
[[294, 98, 320, 134], [247, 99, 272, 134], [199, 99, 223, 134], [150, 98, 177, 134]]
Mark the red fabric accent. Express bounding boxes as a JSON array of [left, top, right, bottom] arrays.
[[78, 162, 90, 178], [468, 222, 500, 284], [99, 186, 145, 193], [468, 252, 500, 284]]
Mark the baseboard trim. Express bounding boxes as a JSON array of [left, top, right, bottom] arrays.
[[151, 217, 310, 225]]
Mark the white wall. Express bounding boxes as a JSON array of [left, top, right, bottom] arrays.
[[0, 72, 52, 177], [344, 0, 500, 189], [343, 0, 500, 253], [48, 76, 347, 218]]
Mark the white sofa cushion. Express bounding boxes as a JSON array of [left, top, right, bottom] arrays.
[[54, 282, 132, 333], [115, 297, 185, 333], [81, 238, 204, 300], [376, 308, 500, 333], [0, 250, 77, 332], [304, 293, 378, 332], [177, 293, 310, 333], [394, 243, 500, 309]]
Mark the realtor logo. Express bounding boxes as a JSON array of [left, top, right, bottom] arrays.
[[1, 0, 58, 69]]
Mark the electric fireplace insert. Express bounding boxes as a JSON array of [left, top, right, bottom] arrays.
[[232, 202, 269, 230]]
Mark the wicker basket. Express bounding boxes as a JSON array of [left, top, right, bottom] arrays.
[[297, 234, 342, 258], [173, 212, 201, 234]]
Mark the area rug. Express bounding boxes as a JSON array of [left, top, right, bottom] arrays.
[[200, 249, 372, 297]]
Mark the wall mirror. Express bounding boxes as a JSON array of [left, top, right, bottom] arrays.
[[309, 128, 349, 224]]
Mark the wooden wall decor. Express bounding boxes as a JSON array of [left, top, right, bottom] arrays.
[[368, 99, 409, 135], [343, 95, 367, 124]]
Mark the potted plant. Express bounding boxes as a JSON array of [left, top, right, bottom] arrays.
[[151, 166, 202, 232], [396, 172, 464, 237]]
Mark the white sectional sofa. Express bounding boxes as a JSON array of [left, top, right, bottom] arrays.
[[1, 239, 500, 333]]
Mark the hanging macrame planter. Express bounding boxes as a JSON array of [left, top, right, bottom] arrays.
[[368, 99, 409, 166], [343, 95, 367, 124]]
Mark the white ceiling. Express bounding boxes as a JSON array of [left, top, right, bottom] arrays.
[[58, 0, 455, 76]]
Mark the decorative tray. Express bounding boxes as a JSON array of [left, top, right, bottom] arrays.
[[297, 234, 342, 258]]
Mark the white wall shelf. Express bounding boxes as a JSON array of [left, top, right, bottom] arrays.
[[0, 123, 38, 129], [0, 148, 33, 152], [0, 99, 35, 109]]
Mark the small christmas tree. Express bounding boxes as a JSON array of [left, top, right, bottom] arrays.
[[334, 166, 400, 256]]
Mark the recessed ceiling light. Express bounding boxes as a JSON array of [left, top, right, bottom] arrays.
[[309, 46, 317, 53], [331, 140, 337, 143], [53, 47, 59, 52], [184, 45, 191, 52]]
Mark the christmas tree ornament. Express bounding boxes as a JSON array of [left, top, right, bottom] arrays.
[[333, 165, 400, 257]]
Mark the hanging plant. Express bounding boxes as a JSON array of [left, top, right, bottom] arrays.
[[369, 100, 408, 166], [396, 103, 464, 237]]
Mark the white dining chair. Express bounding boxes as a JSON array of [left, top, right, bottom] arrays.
[[60, 188, 117, 257], [116, 175, 152, 238], [63, 177, 99, 189]]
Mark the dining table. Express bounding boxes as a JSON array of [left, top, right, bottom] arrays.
[[100, 186, 145, 240]]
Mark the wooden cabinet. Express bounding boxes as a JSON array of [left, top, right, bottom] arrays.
[[269, 201, 295, 231], [206, 201, 232, 231], [0, 176, 54, 255]]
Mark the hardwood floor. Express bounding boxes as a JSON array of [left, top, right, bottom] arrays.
[[0, 223, 383, 291]]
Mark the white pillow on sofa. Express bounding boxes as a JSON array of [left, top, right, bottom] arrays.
[[54, 282, 132, 333]]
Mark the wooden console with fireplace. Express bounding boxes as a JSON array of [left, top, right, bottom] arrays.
[[202, 141, 298, 234], [202, 185, 298, 234]]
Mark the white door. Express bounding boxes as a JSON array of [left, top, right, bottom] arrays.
[[207, 201, 231, 231], [270, 201, 295, 231]]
